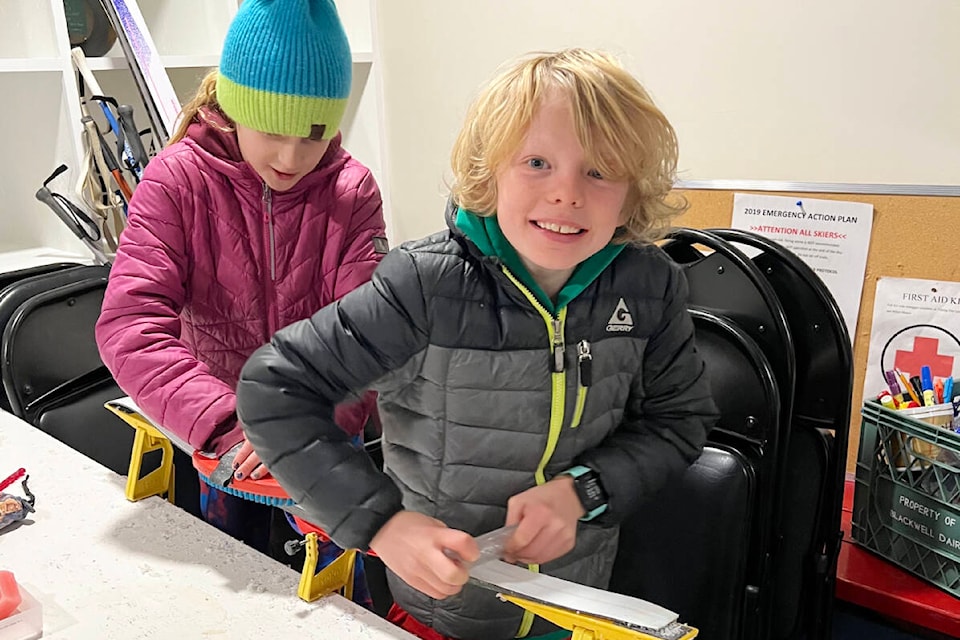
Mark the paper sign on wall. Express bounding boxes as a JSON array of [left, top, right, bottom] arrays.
[[731, 193, 873, 342], [863, 277, 960, 401]]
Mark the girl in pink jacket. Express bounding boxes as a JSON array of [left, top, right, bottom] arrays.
[[95, 0, 385, 607]]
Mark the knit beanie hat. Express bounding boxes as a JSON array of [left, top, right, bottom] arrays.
[[217, 0, 351, 140]]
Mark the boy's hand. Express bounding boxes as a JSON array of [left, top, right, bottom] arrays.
[[233, 439, 270, 481], [503, 476, 583, 565], [369, 511, 477, 600]]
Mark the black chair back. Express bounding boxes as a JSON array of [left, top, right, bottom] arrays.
[[708, 228, 853, 640], [0, 265, 135, 474], [691, 307, 782, 639], [611, 444, 755, 640], [612, 308, 780, 640], [0, 262, 83, 410], [0, 262, 80, 293], [0, 266, 110, 416], [662, 227, 796, 409]]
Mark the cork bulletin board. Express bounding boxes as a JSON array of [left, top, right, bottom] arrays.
[[674, 189, 960, 472]]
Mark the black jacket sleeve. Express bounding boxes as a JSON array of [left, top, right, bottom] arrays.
[[578, 261, 719, 521], [236, 249, 429, 550]]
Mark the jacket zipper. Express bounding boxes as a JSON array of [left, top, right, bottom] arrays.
[[500, 267, 567, 638], [571, 340, 592, 428], [262, 182, 279, 335], [501, 267, 569, 478]]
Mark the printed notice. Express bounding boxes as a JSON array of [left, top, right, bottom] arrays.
[[886, 483, 960, 560], [864, 277, 960, 401], [731, 193, 874, 341]]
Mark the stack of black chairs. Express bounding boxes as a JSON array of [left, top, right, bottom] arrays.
[[0, 262, 138, 474], [610, 227, 853, 640], [0, 263, 202, 520]]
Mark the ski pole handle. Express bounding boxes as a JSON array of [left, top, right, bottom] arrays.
[[118, 104, 150, 169], [91, 95, 142, 181], [36, 164, 111, 265], [36, 185, 85, 239]]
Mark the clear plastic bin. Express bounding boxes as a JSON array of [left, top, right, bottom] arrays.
[[0, 585, 42, 640], [898, 402, 955, 459]]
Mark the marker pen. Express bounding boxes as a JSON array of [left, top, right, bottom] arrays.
[[944, 376, 954, 407], [953, 396, 960, 432], [884, 370, 902, 397], [910, 375, 926, 405], [920, 366, 935, 406], [896, 369, 921, 405], [878, 393, 896, 410]]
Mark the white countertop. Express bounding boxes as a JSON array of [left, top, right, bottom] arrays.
[[0, 410, 413, 639]]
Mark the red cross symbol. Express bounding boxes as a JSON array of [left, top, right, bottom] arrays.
[[893, 336, 955, 378]]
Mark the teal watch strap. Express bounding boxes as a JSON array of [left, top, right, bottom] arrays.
[[562, 465, 592, 478], [560, 465, 608, 521]]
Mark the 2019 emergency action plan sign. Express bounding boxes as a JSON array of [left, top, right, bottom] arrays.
[[731, 193, 874, 341]]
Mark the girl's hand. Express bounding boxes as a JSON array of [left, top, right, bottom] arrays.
[[503, 476, 583, 565], [233, 439, 270, 481], [369, 511, 477, 599]]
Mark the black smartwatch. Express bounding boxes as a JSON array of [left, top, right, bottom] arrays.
[[560, 465, 608, 521]]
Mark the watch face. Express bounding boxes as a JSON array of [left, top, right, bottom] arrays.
[[575, 471, 607, 511], [583, 480, 605, 502]]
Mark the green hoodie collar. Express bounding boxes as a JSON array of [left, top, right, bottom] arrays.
[[455, 207, 624, 314]]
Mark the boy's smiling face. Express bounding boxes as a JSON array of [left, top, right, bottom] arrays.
[[495, 93, 629, 297]]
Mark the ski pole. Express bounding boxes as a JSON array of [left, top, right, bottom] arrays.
[[75, 134, 124, 251], [71, 48, 143, 179], [35, 165, 111, 265], [91, 94, 144, 182], [83, 115, 134, 203], [117, 104, 150, 170]]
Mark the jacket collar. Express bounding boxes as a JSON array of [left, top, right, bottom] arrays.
[[182, 106, 348, 196], [449, 202, 625, 313]]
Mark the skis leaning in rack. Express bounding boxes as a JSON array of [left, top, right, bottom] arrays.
[[97, 0, 181, 146], [69, 47, 147, 253]]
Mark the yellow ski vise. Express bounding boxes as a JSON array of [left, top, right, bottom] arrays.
[[499, 593, 698, 640]]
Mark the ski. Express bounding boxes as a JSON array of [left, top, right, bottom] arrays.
[[97, 0, 180, 146]]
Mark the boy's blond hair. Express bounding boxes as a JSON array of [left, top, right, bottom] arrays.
[[168, 69, 234, 145], [451, 48, 685, 244]]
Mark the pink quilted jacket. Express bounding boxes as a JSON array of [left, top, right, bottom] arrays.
[[96, 108, 386, 455]]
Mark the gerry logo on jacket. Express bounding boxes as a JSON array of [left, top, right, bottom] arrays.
[[606, 298, 634, 332]]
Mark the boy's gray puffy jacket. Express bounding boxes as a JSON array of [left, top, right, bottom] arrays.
[[237, 216, 718, 639]]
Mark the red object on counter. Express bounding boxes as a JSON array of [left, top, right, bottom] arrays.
[[0, 570, 22, 620], [0, 468, 25, 492]]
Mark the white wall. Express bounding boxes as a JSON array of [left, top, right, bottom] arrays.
[[375, 0, 960, 243]]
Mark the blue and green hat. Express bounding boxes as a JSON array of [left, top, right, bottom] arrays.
[[217, 0, 351, 140]]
